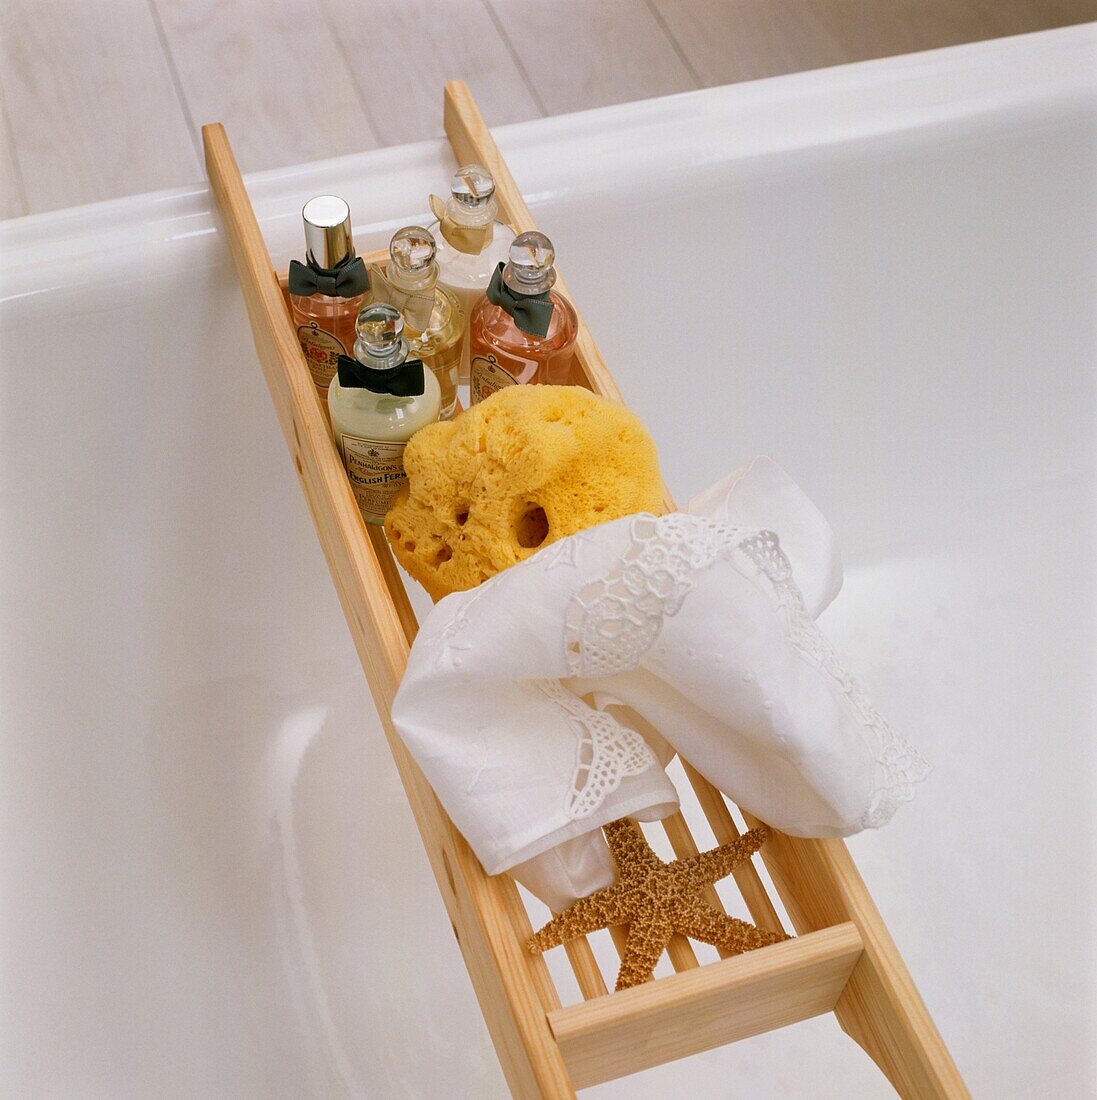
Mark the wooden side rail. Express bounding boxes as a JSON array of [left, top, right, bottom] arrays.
[[443, 80, 968, 1100], [745, 820, 969, 1098], [204, 121, 575, 1100]]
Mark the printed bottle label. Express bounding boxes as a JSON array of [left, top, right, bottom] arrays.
[[470, 354, 520, 404], [338, 434, 407, 522], [297, 323, 347, 392]]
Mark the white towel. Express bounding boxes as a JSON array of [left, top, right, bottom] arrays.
[[391, 458, 928, 907]]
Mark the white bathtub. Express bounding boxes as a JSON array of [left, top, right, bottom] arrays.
[[1, 24, 1093, 1099]]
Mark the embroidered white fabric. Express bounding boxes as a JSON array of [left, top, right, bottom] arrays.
[[564, 516, 929, 831], [564, 514, 732, 677], [391, 457, 930, 908], [536, 679, 658, 819]]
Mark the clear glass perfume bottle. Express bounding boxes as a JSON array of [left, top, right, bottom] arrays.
[[468, 231, 578, 404], [377, 226, 464, 421], [427, 165, 516, 387], [328, 303, 441, 526], [288, 195, 369, 399]]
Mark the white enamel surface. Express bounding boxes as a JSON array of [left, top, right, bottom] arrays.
[[1, 25, 1094, 1098]]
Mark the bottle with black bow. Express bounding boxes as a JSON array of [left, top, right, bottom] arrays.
[[467, 231, 578, 405], [288, 195, 370, 399], [370, 226, 464, 421], [328, 303, 440, 525]]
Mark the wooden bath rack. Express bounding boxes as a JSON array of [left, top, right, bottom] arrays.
[[203, 83, 967, 1098]]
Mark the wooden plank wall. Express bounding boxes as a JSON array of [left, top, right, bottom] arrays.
[[2, 0, 1095, 217]]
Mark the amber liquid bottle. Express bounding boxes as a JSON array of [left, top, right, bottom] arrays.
[[288, 196, 368, 400], [468, 232, 578, 404], [374, 226, 464, 420]]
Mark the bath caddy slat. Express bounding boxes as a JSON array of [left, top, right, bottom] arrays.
[[202, 82, 967, 1099], [550, 922, 864, 1089]]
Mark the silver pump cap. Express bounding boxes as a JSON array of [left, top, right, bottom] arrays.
[[389, 225, 437, 276], [302, 195, 354, 268], [450, 165, 496, 209], [354, 302, 407, 369], [503, 231, 557, 294]]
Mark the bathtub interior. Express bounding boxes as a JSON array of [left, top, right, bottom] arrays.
[[1, 27, 1094, 1099]]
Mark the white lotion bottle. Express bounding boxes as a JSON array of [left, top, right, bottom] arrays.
[[328, 302, 441, 525], [427, 165, 516, 387]]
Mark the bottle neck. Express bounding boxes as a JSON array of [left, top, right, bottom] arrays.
[[447, 194, 498, 228], [305, 248, 352, 271], [386, 261, 438, 295], [437, 196, 497, 254], [353, 336, 409, 371], [503, 263, 555, 296]]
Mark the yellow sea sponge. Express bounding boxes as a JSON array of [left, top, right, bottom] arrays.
[[385, 385, 664, 601]]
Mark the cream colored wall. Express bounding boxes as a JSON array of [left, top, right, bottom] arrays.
[[0, 0, 1093, 218]]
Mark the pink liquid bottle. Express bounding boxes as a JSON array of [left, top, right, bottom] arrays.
[[468, 231, 578, 404], [287, 196, 369, 400]]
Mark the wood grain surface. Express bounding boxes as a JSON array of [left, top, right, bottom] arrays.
[[3, 1, 1092, 215]]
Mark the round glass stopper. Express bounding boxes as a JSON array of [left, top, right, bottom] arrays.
[[389, 226, 437, 275], [356, 301, 403, 355], [504, 231, 557, 293], [451, 164, 496, 208]]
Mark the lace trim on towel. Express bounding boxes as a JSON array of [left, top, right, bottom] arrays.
[[737, 532, 930, 829], [564, 513, 734, 677], [537, 679, 657, 820], [564, 514, 929, 830]]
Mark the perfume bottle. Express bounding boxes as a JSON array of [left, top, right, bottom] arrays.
[[468, 232, 578, 404], [427, 165, 516, 386], [288, 195, 369, 399], [328, 303, 441, 525], [372, 226, 464, 420]]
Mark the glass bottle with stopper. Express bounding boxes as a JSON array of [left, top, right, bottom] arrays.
[[328, 302, 440, 526], [288, 195, 369, 399], [468, 231, 578, 404], [427, 165, 516, 387], [370, 226, 463, 420]]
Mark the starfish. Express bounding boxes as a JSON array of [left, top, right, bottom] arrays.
[[528, 818, 787, 991]]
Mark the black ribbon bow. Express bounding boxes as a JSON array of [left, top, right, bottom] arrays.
[[485, 263, 555, 337], [287, 254, 369, 299], [337, 355, 425, 397]]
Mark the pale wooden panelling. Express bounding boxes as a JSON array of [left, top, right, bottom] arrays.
[[2, 0, 1095, 215], [648, 0, 846, 84], [0, 92, 25, 219], [822, 0, 1097, 56], [804, 0, 1097, 66], [0, 0, 199, 214], [154, 0, 381, 174], [652, 0, 1097, 86], [323, 0, 542, 145], [486, 0, 699, 115]]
